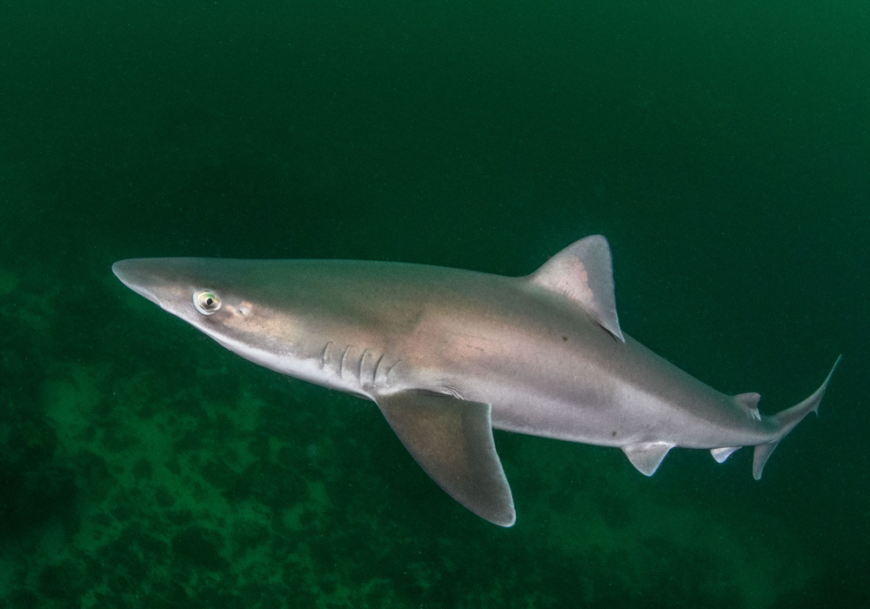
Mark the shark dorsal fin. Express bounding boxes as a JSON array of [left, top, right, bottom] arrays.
[[734, 392, 761, 410], [734, 392, 762, 421], [527, 235, 625, 342]]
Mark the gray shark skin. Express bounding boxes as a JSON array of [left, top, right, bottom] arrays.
[[112, 236, 840, 527]]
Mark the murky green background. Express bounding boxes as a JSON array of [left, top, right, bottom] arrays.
[[1, 1, 867, 607]]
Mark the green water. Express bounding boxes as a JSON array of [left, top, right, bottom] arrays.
[[1, 1, 867, 606]]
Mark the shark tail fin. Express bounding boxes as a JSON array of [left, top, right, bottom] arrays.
[[752, 355, 842, 480]]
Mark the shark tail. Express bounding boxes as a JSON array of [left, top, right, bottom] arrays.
[[752, 355, 842, 480]]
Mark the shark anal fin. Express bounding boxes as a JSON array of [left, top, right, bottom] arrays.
[[711, 446, 741, 463], [622, 441, 674, 476], [375, 390, 515, 527], [527, 235, 625, 342]]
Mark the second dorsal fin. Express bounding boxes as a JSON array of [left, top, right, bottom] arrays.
[[527, 235, 625, 342], [735, 392, 761, 410], [734, 392, 762, 421]]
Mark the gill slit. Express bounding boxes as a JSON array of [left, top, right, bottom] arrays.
[[385, 360, 401, 383], [340, 345, 352, 378], [372, 352, 386, 386], [358, 348, 370, 382], [320, 341, 333, 369]]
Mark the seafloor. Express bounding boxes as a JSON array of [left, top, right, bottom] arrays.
[[0, 264, 818, 608]]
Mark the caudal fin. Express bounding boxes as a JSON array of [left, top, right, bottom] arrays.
[[752, 355, 842, 480]]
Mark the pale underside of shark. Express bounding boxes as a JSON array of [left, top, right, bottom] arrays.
[[112, 236, 839, 527]]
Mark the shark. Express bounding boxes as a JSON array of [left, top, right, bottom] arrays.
[[112, 235, 839, 527]]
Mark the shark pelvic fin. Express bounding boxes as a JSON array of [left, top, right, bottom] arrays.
[[622, 441, 674, 476], [527, 235, 625, 342], [375, 390, 516, 527]]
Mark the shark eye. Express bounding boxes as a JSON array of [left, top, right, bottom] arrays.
[[193, 290, 222, 315]]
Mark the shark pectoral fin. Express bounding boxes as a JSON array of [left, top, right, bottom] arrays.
[[526, 235, 625, 342], [622, 441, 674, 476], [711, 446, 741, 463], [375, 390, 516, 527]]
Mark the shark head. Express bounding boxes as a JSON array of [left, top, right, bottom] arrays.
[[112, 258, 312, 376]]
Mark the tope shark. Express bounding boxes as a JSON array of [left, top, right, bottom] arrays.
[[112, 235, 839, 526]]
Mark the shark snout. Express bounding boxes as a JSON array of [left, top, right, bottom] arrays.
[[112, 259, 167, 307]]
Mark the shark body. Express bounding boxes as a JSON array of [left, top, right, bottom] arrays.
[[113, 236, 839, 526]]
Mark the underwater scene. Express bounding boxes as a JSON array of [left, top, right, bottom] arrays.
[[0, 1, 867, 607]]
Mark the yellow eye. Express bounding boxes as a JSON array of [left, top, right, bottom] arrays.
[[193, 290, 222, 315]]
